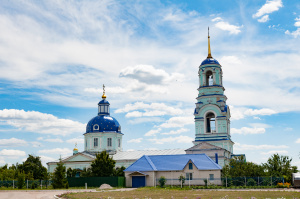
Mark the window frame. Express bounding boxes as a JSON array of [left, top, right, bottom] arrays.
[[94, 138, 98, 147], [107, 138, 112, 147], [189, 163, 193, 170]]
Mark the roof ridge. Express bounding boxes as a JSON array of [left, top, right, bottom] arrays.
[[144, 155, 157, 171]]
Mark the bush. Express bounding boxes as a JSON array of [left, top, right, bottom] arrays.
[[158, 176, 166, 188], [247, 178, 257, 186], [178, 175, 185, 185], [203, 179, 208, 187]]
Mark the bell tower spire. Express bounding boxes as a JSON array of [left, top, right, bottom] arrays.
[[207, 27, 213, 59]]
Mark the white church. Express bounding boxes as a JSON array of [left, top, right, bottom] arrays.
[[47, 34, 244, 173]]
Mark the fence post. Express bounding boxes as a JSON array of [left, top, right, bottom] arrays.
[[13, 180, 14, 189], [244, 176, 246, 186], [41, 180, 42, 189], [85, 182, 87, 190], [189, 177, 190, 188], [27, 179, 28, 189], [226, 177, 227, 187], [258, 177, 259, 186], [181, 179, 182, 188], [271, 176, 272, 186]]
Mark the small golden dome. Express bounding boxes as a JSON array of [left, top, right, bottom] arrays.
[[102, 93, 106, 99], [73, 147, 78, 151]]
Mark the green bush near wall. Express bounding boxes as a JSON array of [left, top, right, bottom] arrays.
[[67, 176, 125, 187]]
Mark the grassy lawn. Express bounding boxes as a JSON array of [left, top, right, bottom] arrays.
[[61, 187, 300, 199]]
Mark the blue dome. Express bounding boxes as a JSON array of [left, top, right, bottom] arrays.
[[98, 99, 109, 105], [85, 115, 122, 134], [201, 58, 220, 66]]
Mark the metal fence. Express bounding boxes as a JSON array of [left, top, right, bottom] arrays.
[[67, 176, 125, 187], [0, 180, 51, 189], [156, 176, 284, 187]]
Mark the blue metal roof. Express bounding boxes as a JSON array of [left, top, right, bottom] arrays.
[[200, 58, 220, 66], [124, 154, 221, 172], [85, 115, 122, 134], [98, 99, 110, 105]]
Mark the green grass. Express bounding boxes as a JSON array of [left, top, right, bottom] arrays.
[[61, 187, 300, 199]]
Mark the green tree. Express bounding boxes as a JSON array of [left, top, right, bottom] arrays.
[[113, 166, 126, 177], [80, 167, 92, 177], [67, 167, 73, 178], [91, 151, 116, 177], [22, 155, 47, 180], [51, 159, 68, 189], [263, 153, 298, 183], [17, 171, 25, 189], [222, 156, 265, 178]]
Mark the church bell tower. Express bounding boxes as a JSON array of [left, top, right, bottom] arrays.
[[191, 29, 234, 166]]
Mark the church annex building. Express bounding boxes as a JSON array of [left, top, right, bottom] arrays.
[[47, 33, 245, 187]]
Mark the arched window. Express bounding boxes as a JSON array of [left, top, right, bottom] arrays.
[[206, 71, 213, 86], [206, 112, 216, 133]]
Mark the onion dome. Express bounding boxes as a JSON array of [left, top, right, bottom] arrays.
[[85, 84, 123, 135], [73, 143, 78, 155], [85, 115, 122, 134]]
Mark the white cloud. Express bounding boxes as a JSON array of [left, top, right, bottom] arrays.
[[231, 127, 265, 135], [128, 117, 164, 124], [258, 15, 270, 23], [285, 17, 300, 38], [211, 17, 222, 22], [296, 138, 300, 144], [145, 128, 161, 136], [149, 135, 193, 144], [234, 143, 289, 151], [0, 138, 27, 147], [66, 138, 84, 144], [253, 0, 283, 18], [295, 17, 300, 27], [244, 108, 277, 116], [43, 138, 63, 143], [119, 65, 184, 85], [40, 155, 56, 165], [285, 29, 300, 38], [284, 127, 293, 132], [230, 107, 277, 121], [261, 150, 288, 155], [161, 128, 189, 135], [31, 141, 42, 148], [248, 123, 272, 128], [0, 109, 85, 136], [38, 148, 72, 155], [0, 149, 26, 157], [214, 21, 242, 34], [116, 102, 184, 118], [127, 138, 143, 143], [159, 116, 194, 128]]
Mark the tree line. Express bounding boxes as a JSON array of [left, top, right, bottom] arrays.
[[0, 151, 125, 189], [222, 153, 298, 183]]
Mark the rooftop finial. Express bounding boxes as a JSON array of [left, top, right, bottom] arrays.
[[207, 27, 213, 59], [102, 84, 106, 99]]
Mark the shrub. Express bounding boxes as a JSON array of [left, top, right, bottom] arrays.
[[178, 175, 185, 185], [247, 178, 256, 186], [158, 176, 167, 188]]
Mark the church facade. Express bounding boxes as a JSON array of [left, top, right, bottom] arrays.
[[47, 33, 244, 173]]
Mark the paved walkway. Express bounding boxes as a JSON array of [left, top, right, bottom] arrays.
[[0, 189, 96, 199]]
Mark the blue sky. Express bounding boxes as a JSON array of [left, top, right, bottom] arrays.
[[0, 0, 299, 169]]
